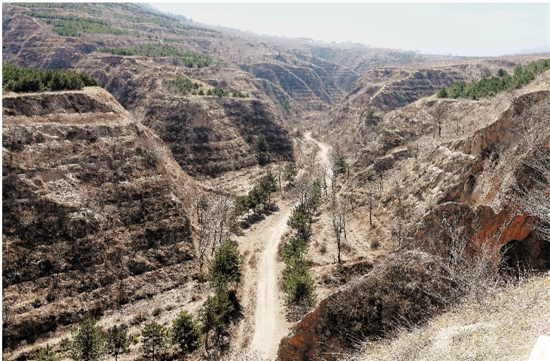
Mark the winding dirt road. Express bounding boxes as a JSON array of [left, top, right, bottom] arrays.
[[243, 132, 332, 360]]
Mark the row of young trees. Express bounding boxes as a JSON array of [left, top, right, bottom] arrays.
[[280, 179, 323, 305], [100, 44, 213, 68], [25, 11, 133, 37], [3, 63, 98, 92], [35, 239, 243, 361], [437, 58, 550, 100]]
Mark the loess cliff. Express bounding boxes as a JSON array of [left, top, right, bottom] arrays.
[[2, 87, 203, 360]]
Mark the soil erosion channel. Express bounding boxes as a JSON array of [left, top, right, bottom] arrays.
[[248, 133, 332, 360]]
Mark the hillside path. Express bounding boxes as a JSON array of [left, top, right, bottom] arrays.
[[240, 132, 332, 360]]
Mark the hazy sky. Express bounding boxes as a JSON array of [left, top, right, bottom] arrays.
[[150, 2, 550, 57]]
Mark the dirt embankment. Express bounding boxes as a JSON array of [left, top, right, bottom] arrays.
[[2, 87, 202, 360]]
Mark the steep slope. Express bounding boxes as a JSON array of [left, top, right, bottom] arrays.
[[2, 87, 202, 359], [277, 72, 550, 360], [1, 2, 450, 123], [355, 273, 550, 361], [77, 56, 295, 177]]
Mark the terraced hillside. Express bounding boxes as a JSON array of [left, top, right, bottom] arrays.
[[2, 87, 202, 360]]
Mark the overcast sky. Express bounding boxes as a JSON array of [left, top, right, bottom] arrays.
[[150, 2, 550, 57]]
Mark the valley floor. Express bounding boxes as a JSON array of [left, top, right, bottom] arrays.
[[232, 133, 332, 360]]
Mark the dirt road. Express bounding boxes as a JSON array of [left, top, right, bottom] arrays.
[[249, 205, 293, 359], [238, 133, 332, 360]]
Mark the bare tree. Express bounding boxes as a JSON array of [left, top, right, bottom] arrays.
[[331, 197, 348, 264], [430, 102, 446, 138], [195, 193, 212, 271], [105, 247, 128, 303], [50, 241, 69, 297], [365, 181, 376, 229], [210, 194, 233, 253], [393, 180, 404, 247]]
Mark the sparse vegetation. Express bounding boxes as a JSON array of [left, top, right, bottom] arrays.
[[24, 11, 133, 36], [35, 344, 60, 361], [3, 63, 97, 92], [5, 3, 550, 360], [282, 98, 291, 112], [366, 108, 376, 119], [437, 58, 550, 99], [15, 3, 102, 15], [352, 274, 550, 361]]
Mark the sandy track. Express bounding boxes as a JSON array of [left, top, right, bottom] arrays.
[[249, 205, 294, 359], [238, 133, 332, 360]]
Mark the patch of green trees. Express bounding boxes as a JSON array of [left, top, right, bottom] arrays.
[[333, 154, 347, 175], [437, 58, 550, 100], [233, 172, 278, 219], [284, 163, 298, 185], [253, 134, 270, 164], [163, 76, 247, 98], [3, 63, 97, 92], [207, 87, 229, 97], [164, 75, 200, 95], [15, 3, 102, 15], [43, 309, 206, 361], [100, 44, 213, 68], [199, 240, 242, 349], [231, 90, 248, 98]]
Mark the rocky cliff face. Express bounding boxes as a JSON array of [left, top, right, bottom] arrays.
[[2, 88, 200, 358]]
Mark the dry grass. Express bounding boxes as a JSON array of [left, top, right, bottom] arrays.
[[349, 273, 550, 361]]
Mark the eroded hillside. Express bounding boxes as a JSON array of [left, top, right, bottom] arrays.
[[278, 72, 550, 360], [3, 3, 550, 361], [2, 87, 205, 360]]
